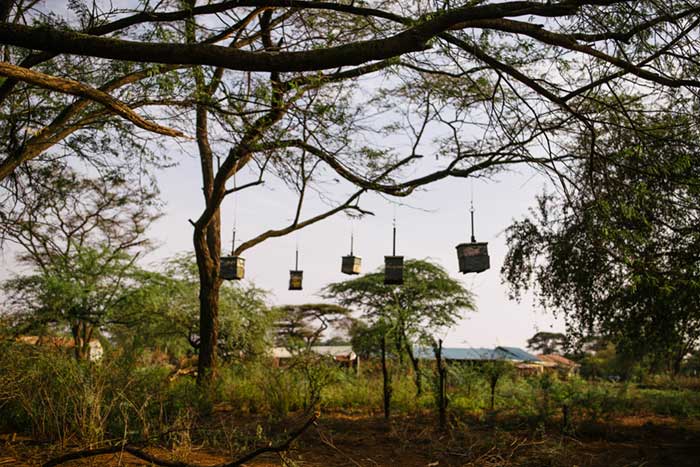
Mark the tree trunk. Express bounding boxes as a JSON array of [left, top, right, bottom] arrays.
[[490, 377, 497, 411], [671, 344, 688, 376], [194, 210, 222, 386], [381, 332, 392, 420], [81, 323, 94, 361], [70, 321, 93, 361], [187, 10, 224, 385], [405, 341, 421, 396], [435, 339, 447, 431], [70, 323, 84, 361], [394, 329, 404, 366]]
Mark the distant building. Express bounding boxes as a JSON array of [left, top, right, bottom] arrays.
[[414, 346, 540, 363], [16, 335, 103, 361], [537, 354, 580, 376], [272, 345, 359, 372], [414, 346, 543, 375]]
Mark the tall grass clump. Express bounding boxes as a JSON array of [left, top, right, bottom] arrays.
[[0, 342, 219, 447], [0, 342, 115, 446]]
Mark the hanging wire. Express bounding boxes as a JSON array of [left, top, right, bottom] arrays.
[[470, 201, 476, 243], [392, 214, 397, 256], [294, 227, 301, 270], [231, 172, 238, 255], [469, 178, 476, 243], [348, 216, 355, 256]]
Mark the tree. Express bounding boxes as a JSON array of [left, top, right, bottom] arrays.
[[324, 259, 474, 398], [4, 0, 700, 384], [112, 255, 275, 364], [0, 164, 160, 360], [432, 338, 448, 430], [480, 360, 512, 411], [502, 112, 700, 374], [348, 320, 385, 360], [527, 332, 567, 355], [274, 303, 351, 350]]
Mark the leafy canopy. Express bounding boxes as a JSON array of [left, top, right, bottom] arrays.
[[502, 111, 700, 368], [323, 259, 475, 342]]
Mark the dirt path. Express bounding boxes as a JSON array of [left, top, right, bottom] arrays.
[[3, 414, 700, 466]]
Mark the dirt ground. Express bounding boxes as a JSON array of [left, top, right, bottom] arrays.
[[2, 412, 700, 467]]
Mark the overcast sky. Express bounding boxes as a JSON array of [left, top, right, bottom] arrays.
[[142, 146, 565, 349], [0, 0, 566, 350]]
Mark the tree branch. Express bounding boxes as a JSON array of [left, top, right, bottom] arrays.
[[234, 190, 369, 255], [0, 62, 187, 138], [43, 413, 318, 467], [0, 2, 587, 72]]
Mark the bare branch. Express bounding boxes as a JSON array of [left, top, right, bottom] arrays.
[[42, 413, 319, 467]]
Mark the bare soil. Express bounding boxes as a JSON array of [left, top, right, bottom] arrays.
[[2, 412, 700, 467]]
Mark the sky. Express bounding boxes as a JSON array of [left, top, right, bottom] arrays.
[[143, 147, 565, 350], [0, 0, 567, 351], [0, 144, 566, 350]]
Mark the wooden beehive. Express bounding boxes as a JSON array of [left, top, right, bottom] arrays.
[[456, 242, 490, 274], [384, 256, 404, 285], [220, 256, 245, 280], [289, 270, 303, 290], [341, 255, 362, 275]]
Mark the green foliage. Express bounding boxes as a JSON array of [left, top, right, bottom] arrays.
[[111, 254, 275, 363], [324, 259, 474, 355], [0, 342, 217, 446], [1, 164, 160, 360], [3, 247, 150, 354], [527, 332, 567, 355], [502, 112, 700, 371], [274, 303, 351, 349], [348, 319, 393, 359], [4, 337, 699, 449]]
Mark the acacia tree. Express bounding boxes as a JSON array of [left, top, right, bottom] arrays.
[[324, 259, 474, 399], [527, 332, 567, 355], [502, 111, 700, 374], [4, 0, 700, 384], [0, 164, 160, 360], [274, 303, 351, 350], [481, 359, 512, 411], [109, 255, 275, 363]]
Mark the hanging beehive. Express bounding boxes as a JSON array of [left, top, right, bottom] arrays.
[[456, 204, 490, 274], [341, 233, 361, 275], [289, 248, 303, 290], [221, 227, 245, 280], [289, 270, 303, 290], [384, 219, 404, 285], [384, 255, 404, 284], [221, 256, 245, 280]]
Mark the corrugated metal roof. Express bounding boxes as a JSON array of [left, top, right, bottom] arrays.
[[495, 346, 540, 362], [311, 346, 355, 358], [415, 346, 539, 362], [272, 346, 356, 359], [537, 354, 580, 367]]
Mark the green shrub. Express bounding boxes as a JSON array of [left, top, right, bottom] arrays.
[[0, 343, 216, 446], [322, 372, 379, 410], [0, 343, 114, 445]]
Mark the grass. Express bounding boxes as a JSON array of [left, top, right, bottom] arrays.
[[1, 342, 700, 457]]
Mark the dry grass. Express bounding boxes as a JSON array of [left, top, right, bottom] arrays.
[[4, 411, 699, 467]]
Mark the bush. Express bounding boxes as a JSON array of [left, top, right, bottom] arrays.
[[1, 344, 98, 444], [322, 372, 379, 411], [0, 343, 217, 446]]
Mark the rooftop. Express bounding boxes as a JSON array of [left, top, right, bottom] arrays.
[[415, 346, 539, 362]]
